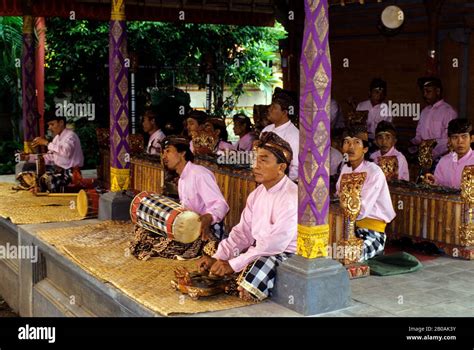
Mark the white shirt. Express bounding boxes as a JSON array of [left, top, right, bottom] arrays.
[[147, 129, 166, 155]]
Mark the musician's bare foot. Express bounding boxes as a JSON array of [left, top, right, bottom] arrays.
[[237, 286, 258, 302]]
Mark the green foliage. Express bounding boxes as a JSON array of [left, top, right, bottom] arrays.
[[0, 17, 23, 141], [0, 140, 21, 175], [44, 19, 286, 120], [73, 119, 99, 169]]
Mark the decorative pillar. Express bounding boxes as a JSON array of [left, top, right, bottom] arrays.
[[109, 0, 130, 192], [22, 15, 37, 153], [35, 17, 46, 137], [273, 0, 351, 316], [99, 0, 132, 221]]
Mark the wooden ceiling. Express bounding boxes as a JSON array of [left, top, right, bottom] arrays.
[[0, 0, 276, 26]]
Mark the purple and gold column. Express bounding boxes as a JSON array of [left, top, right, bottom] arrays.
[[297, 0, 331, 259], [109, 0, 130, 191], [22, 15, 38, 153]]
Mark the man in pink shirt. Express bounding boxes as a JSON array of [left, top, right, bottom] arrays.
[[197, 132, 297, 301], [232, 113, 257, 152], [356, 78, 392, 141], [142, 108, 165, 155], [337, 125, 396, 261], [370, 121, 410, 181], [161, 135, 229, 240], [23, 113, 84, 192], [410, 77, 458, 159], [424, 119, 474, 189]]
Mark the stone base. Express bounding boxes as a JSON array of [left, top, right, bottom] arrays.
[[272, 256, 351, 316], [98, 191, 132, 221], [345, 263, 370, 279]]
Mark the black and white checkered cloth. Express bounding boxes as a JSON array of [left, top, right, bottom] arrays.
[[39, 168, 73, 193], [238, 253, 291, 301], [355, 227, 386, 261]]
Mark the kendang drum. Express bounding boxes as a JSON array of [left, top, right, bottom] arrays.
[[76, 189, 100, 218], [130, 192, 201, 244]]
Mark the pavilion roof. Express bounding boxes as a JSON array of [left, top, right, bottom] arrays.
[[0, 0, 276, 26]]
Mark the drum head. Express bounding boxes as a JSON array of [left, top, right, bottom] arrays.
[[172, 211, 202, 244], [129, 191, 151, 224], [77, 190, 88, 217], [381, 6, 404, 30]]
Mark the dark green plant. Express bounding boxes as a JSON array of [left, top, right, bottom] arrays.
[[0, 140, 22, 175], [0, 16, 23, 142]]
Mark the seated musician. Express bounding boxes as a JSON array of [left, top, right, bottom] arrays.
[[370, 121, 409, 181], [356, 78, 391, 142], [23, 112, 84, 192], [197, 132, 297, 301], [337, 125, 396, 261], [410, 77, 457, 160], [232, 113, 257, 152], [161, 135, 230, 240], [142, 108, 165, 155], [185, 110, 208, 153], [424, 119, 474, 189], [260, 89, 299, 181], [202, 117, 234, 152]]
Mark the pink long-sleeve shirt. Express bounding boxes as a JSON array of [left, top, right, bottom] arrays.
[[336, 160, 396, 223], [261, 120, 299, 181], [213, 175, 297, 272], [30, 128, 84, 169], [356, 100, 392, 140], [235, 132, 257, 152], [178, 161, 229, 224], [411, 99, 457, 159], [370, 146, 410, 181], [433, 149, 474, 189]]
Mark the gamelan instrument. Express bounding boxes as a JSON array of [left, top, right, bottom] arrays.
[[130, 192, 201, 244]]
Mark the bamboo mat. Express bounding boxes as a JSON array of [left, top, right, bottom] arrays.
[[0, 183, 83, 224], [36, 221, 251, 316]]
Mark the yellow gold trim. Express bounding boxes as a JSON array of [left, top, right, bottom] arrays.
[[111, 0, 126, 20], [110, 167, 130, 192], [23, 16, 34, 34], [23, 141, 33, 154], [297, 224, 329, 258], [356, 218, 386, 233]]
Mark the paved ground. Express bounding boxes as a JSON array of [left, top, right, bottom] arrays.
[[195, 255, 474, 317]]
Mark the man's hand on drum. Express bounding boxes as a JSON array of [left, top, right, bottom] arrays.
[[197, 255, 216, 272], [210, 260, 234, 277], [198, 213, 213, 241], [423, 173, 436, 185]]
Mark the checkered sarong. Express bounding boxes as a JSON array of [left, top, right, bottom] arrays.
[[39, 168, 73, 193], [238, 253, 291, 301], [355, 228, 386, 261]]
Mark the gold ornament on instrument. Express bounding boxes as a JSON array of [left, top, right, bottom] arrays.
[[460, 165, 474, 247], [378, 155, 399, 181], [418, 139, 437, 170], [192, 130, 218, 155], [337, 172, 367, 265]]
